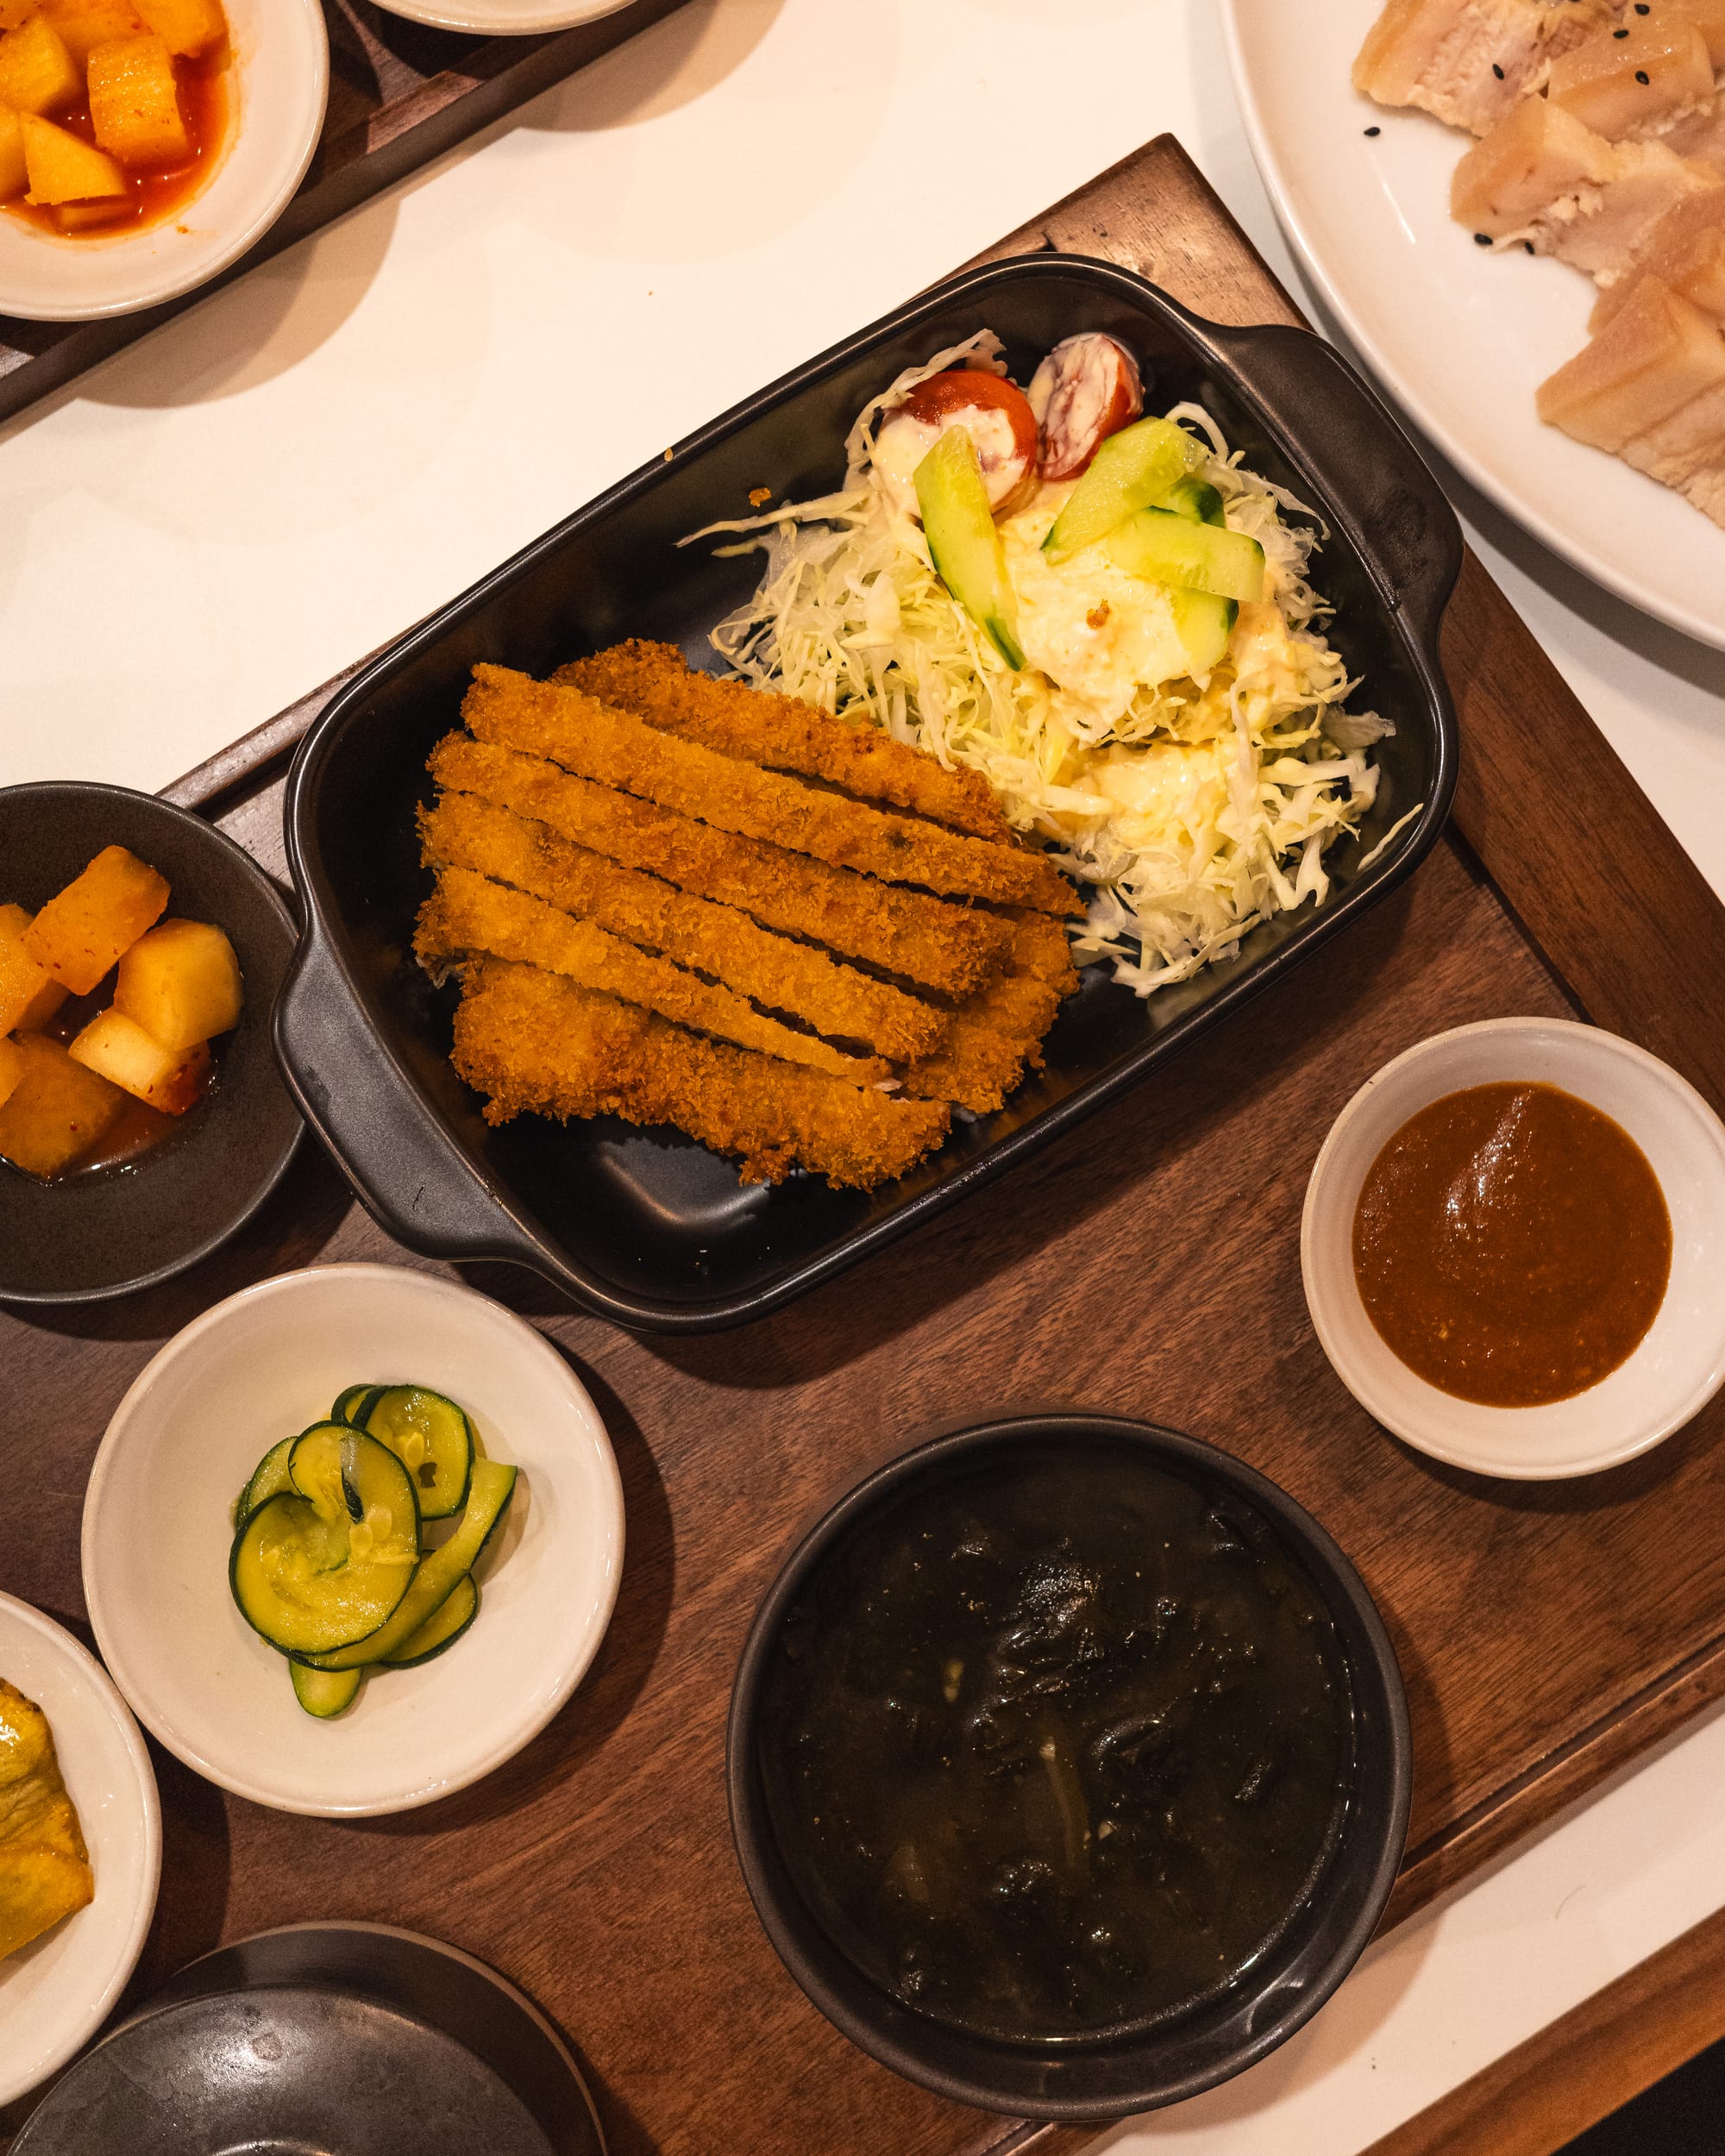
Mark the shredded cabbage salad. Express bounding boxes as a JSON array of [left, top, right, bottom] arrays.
[[692, 331, 1397, 996]]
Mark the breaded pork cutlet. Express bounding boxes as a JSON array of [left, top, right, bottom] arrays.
[[417, 868, 890, 1085], [453, 960, 951, 1190], [462, 666, 1079, 917], [904, 918, 1080, 1114], [554, 639, 1011, 843], [428, 735, 1015, 998], [420, 791, 950, 1064]]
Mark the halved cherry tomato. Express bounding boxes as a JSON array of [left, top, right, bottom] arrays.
[[875, 369, 1041, 517], [1028, 334, 1144, 480]]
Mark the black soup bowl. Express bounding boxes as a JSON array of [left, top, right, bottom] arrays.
[[727, 1415, 1411, 2120], [0, 783, 301, 1303]]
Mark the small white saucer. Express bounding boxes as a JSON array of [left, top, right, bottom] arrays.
[[82, 1263, 624, 1815], [0, 1593, 161, 2108], [1302, 1018, 1725, 1480], [0, 0, 328, 323]]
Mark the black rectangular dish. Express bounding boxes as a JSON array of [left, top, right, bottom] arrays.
[[273, 254, 1461, 1332]]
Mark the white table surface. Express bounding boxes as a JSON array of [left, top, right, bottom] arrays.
[[4, 0, 1725, 2143]]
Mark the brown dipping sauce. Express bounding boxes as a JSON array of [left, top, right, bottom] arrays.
[[1352, 1081, 1672, 1407]]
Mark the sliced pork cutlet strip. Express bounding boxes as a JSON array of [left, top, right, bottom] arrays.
[[452, 960, 950, 1191], [903, 917, 1079, 1116], [552, 639, 1012, 843], [419, 789, 950, 1064], [1452, 99, 1723, 282], [427, 735, 1015, 996], [1547, 18, 1716, 143], [1354, 0, 1620, 136], [417, 867, 890, 1085], [461, 665, 1080, 918], [1538, 273, 1725, 446]]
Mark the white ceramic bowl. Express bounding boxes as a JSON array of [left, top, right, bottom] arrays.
[[82, 1263, 624, 1815], [384, 0, 627, 38], [0, 0, 328, 323], [1302, 1019, 1725, 1479], [0, 1594, 160, 2108]]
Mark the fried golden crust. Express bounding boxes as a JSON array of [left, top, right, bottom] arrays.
[[902, 917, 1080, 1113], [452, 961, 950, 1190], [419, 791, 949, 1064], [554, 639, 1011, 843], [417, 868, 889, 1085], [462, 666, 1079, 917], [427, 734, 1014, 997]]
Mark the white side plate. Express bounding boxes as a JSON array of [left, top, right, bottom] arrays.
[[1221, 0, 1725, 652], [0, 1595, 160, 2108], [83, 1263, 624, 1816]]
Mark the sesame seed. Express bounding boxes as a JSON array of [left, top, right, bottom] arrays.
[[1636, 67, 1650, 81], [1492, 60, 1504, 76], [1475, 231, 1492, 245], [1364, 124, 1381, 136], [1635, 3, 1649, 12], [1525, 240, 1535, 253]]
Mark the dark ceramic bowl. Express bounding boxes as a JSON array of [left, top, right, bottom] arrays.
[[11, 1922, 605, 2154], [274, 253, 1459, 1332], [727, 1414, 1412, 2121], [0, 782, 301, 1303]]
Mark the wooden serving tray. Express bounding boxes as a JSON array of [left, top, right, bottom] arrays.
[[10, 135, 1725, 2155], [0, 0, 687, 424]]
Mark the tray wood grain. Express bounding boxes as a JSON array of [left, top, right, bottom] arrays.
[[9, 135, 1725, 2156], [0, 0, 687, 424]]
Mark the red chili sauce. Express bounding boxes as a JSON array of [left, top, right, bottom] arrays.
[[1352, 1081, 1672, 1408]]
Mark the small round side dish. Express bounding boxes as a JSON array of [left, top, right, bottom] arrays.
[[727, 1414, 1410, 2121], [0, 0, 329, 324], [1303, 1018, 1725, 1479], [0, 782, 301, 1306], [376, 0, 627, 41], [81, 1263, 625, 1815], [0, 1593, 161, 2109]]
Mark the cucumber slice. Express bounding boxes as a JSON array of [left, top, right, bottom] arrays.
[[1043, 416, 1206, 559], [230, 1489, 417, 1656], [288, 1424, 421, 1552], [1103, 508, 1266, 604], [1157, 476, 1226, 527], [234, 1436, 295, 1530], [384, 1574, 480, 1668], [361, 1386, 474, 1523], [300, 1459, 518, 1673], [914, 428, 1026, 670], [291, 1663, 361, 1718], [1169, 589, 1238, 676], [331, 1382, 383, 1426]]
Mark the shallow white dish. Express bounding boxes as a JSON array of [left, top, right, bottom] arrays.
[[0, 0, 328, 323], [1302, 1018, 1725, 1479], [0, 1593, 160, 2107], [82, 1263, 624, 1816], [1222, 0, 1725, 652], [381, 0, 628, 40]]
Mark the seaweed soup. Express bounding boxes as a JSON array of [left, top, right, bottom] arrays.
[[759, 1445, 1355, 2044]]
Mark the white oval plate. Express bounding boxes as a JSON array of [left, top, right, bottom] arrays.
[[382, 0, 628, 39], [83, 1263, 624, 1815], [0, 0, 328, 323], [1302, 1018, 1725, 1479], [1222, 0, 1725, 652], [0, 1594, 160, 2108]]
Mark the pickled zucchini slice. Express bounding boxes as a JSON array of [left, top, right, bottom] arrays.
[[288, 1423, 421, 1550], [291, 1663, 362, 1718], [361, 1385, 474, 1522], [331, 1382, 384, 1426], [384, 1574, 480, 1668], [234, 1435, 295, 1530], [301, 1458, 517, 1673], [230, 1488, 417, 1657]]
